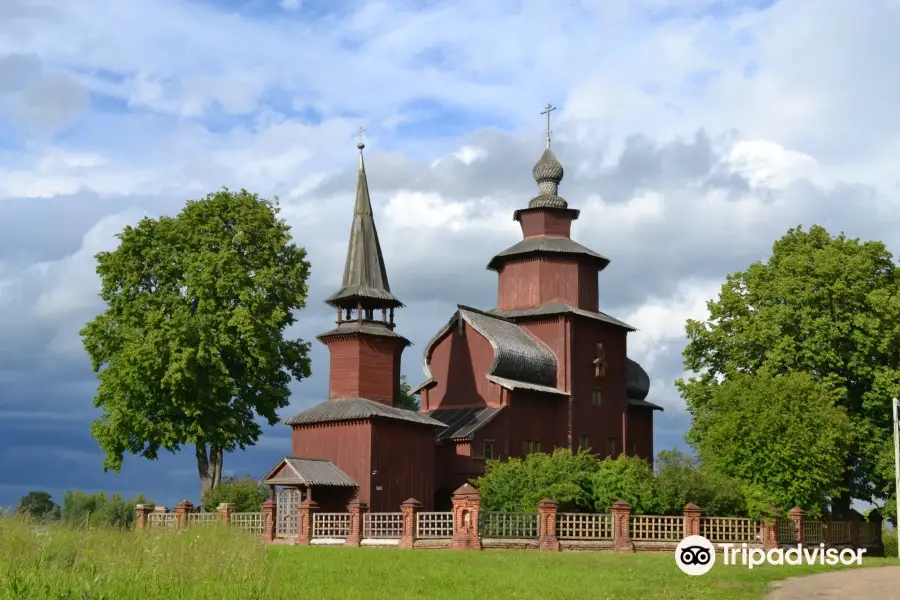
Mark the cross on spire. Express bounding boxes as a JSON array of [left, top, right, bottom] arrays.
[[541, 103, 556, 148], [357, 127, 366, 150]]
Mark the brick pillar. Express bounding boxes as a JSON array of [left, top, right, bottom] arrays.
[[537, 498, 560, 551], [297, 499, 318, 546], [450, 483, 482, 550], [261, 498, 277, 543], [790, 507, 805, 544], [175, 500, 194, 527], [135, 504, 154, 529], [399, 498, 422, 549], [610, 500, 633, 552], [683, 503, 701, 538], [217, 503, 235, 526], [346, 502, 368, 547], [758, 505, 779, 550]]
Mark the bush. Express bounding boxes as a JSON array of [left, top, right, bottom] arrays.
[[61, 490, 151, 529], [884, 528, 898, 558], [16, 491, 61, 521], [202, 476, 267, 513], [652, 450, 746, 516]]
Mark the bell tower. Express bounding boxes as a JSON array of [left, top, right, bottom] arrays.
[[317, 131, 409, 405]]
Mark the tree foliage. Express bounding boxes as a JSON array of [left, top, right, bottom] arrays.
[[397, 375, 419, 411], [201, 475, 267, 513], [678, 225, 900, 515], [79, 188, 312, 498], [16, 491, 60, 520], [61, 490, 151, 529], [651, 450, 745, 516]]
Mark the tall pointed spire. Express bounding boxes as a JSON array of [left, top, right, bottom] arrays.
[[325, 131, 402, 309]]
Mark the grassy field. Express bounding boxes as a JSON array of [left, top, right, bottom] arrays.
[[0, 519, 895, 600]]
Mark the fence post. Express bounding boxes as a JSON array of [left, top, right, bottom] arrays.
[[869, 508, 885, 556], [537, 498, 560, 552], [261, 497, 277, 543], [759, 505, 779, 550], [297, 499, 318, 546], [790, 507, 805, 544], [821, 516, 831, 547], [610, 500, 633, 552], [175, 500, 194, 528], [217, 503, 235, 526], [346, 501, 367, 547], [400, 498, 422, 549], [683, 503, 701, 538], [135, 504, 154, 530], [450, 483, 482, 550]]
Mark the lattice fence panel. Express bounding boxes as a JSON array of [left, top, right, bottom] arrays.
[[556, 513, 613, 540], [629, 515, 683, 541], [776, 519, 796, 543], [802, 521, 823, 544], [232, 512, 263, 535], [858, 522, 877, 543], [701, 517, 757, 543], [147, 513, 176, 530], [416, 512, 454, 538], [276, 488, 300, 538], [364, 513, 403, 538], [479, 511, 538, 539], [313, 513, 350, 538], [187, 512, 219, 526], [829, 521, 850, 544]]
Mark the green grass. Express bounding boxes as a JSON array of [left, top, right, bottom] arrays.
[[1, 518, 896, 600]]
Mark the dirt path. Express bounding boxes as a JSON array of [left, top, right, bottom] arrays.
[[765, 566, 900, 599]]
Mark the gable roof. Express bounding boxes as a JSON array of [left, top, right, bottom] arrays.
[[283, 397, 445, 427], [424, 406, 505, 442], [260, 457, 357, 487]]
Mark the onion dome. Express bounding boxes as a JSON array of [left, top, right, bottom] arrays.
[[626, 358, 650, 401], [529, 148, 568, 209]]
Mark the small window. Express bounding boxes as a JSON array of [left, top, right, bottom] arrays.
[[483, 439, 495, 460], [524, 440, 541, 455], [592, 389, 602, 406], [607, 437, 616, 456], [579, 434, 589, 450]]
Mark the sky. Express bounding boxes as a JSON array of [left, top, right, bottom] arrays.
[[2, 0, 900, 510]]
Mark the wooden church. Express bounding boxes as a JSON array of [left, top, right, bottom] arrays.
[[262, 118, 662, 513]]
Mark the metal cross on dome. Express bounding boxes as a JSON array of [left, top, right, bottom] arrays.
[[541, 103, 556, 148], [593, 342, 607, 378]]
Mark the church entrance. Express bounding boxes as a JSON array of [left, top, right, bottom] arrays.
[[276, 487, 302, 538]]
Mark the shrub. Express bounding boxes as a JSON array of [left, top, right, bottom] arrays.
[[202, 476, 268, 513], [589, 456, 655, 514], [883, 528, 898, 558], [61, 490, 151, 529], [652, 450, 746, 516], [16, 491, 61, 521]]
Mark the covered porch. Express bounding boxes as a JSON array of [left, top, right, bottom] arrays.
[[260, 457, 358, 541]]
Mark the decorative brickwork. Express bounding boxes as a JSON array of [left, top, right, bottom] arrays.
[[174, 500, 194, 527], [759, 505, 780, 550], [610, 499, 633, 552], [789, 506, 805, 543], [217, 503, 235, 526], [682, 503, 701, 538], [135, 504, 154, 529], [261, 499, 277, 543], [297, 499, 318, 546], [400, 498, 422, 549], [346, 502, 368, 547], [537, 498, 560, 551], [450, 483, 482, 550]]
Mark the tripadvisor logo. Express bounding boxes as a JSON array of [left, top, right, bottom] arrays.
[[675, 536, 866, 575]]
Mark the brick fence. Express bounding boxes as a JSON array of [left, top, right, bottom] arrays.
[[136, 484, 885, 556]]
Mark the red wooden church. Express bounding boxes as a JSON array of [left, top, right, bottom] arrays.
[[262, 123, 662, 514]]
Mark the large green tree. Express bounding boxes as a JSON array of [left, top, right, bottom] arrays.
[[80, 188, 312, 498], [678, 225, 900, 516], [16, 491, 61, 520]]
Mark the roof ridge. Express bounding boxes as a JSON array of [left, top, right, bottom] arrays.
[[457, 304, 515, 323]]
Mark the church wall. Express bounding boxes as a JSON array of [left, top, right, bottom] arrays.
[[519, 210, 572, 238], [507, 390, 567, 457], [327, 335, 402, 404], [570, 318, 630, 459], [520, 317, 568, 391], [497, 258, 597, 311], [425, 321, 500, 409], [370, 420, 436, 511], [627, 407, 655, 465], [433, 412, 511, 507], [290, 421, 372, 506]]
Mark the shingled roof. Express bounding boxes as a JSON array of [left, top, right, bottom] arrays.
[[424, 406, 504, 442], [283, 397, 445, 427], [489, 301, 636, 331], [486, 236, 610, 272], [316, 321, 411, 346], [325, 142, 402, 309], [260, 457, 357, 487]]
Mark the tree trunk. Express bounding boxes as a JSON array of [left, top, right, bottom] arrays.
[[196, 443, 225, 502]]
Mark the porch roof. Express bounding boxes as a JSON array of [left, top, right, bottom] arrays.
[[260, 457, 358, 487]]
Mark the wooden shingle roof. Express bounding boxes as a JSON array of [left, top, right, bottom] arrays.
[[283, 397, 445, 427]]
